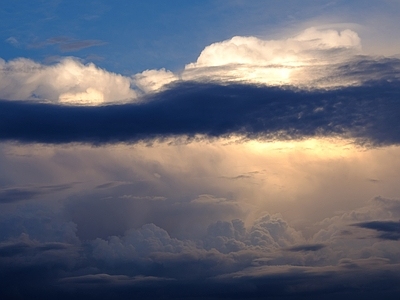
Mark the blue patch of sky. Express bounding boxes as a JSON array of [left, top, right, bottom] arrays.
[[1, 0, 398, 74]]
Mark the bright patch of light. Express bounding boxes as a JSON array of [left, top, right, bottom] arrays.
[[59, 88, 105, 105], [183, 27, 362, 88], [244, 138, 356, 158]]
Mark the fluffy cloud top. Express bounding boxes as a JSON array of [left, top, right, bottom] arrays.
[[0, 57, 137, 104], [183, 28, 363, 87], [188, 28, 360, 67], [1, 27, 396, 106]]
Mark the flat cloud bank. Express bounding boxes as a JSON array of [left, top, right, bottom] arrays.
[[1, 75, 400, 145]]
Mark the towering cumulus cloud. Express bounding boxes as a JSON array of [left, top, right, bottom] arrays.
[[1, 25, 400, 300]]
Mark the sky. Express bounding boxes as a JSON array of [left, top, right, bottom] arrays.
[[1, 1, 400, 299]]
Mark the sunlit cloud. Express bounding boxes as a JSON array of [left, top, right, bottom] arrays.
[[2, 27, 399, 107], [1, 13, 400, 298], [0, 57, 137, 104], [183, 27, 362, 87]]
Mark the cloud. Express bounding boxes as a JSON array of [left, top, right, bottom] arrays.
[[0, 57, 137, 104], [352, 220, 400, 240], [183, 27, 364, 87], [0, 183, 76, 203], [5, 37, 19, 47], [1, 193, 400, 299], [132, 68, 179, 94], [1, 27, 398, 107], [1, 73, 400, 145], [28, 36, 107, 52], [286, 244, 326, 252], [1, 25, 400, 299]]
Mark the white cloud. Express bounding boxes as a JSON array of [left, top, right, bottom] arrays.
[[59, 87, 105, 105], [1, 27, 398, 106], [5, 37, 19, 47], [182, 27, 363, 87], [132, 68, 179, 94], [0, 57, 137, 104]]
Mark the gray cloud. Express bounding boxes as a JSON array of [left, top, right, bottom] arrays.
[[0, 195, 399, 299], [0, 183, 76, 203], [1, 58, 400, 146], [29, 36, 107, 52], [352, 220, 400, 240], [286, 244, 326, 252]]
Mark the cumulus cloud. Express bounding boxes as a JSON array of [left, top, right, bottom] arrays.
[[1, 27, 398, 107], [1, 176, 400, 299], [183, 27, 364, 87], [2, 200, 400, 299], [1, 25, 400, 299], [132, 68, 179, 94], [0, 57, 137, 104]]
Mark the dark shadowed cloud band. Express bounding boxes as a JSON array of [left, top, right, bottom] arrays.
[[1, 79, 400, 145], [353, 220, 400, 240]]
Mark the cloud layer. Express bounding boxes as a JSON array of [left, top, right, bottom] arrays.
[[1, 28, 399, 107], [1, 26, 400, 299], [1, 71, 400, 145], [0, 57, 136, 105], [1, 194, 400, 299]]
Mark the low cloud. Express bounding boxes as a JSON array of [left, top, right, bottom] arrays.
[[286, 244, 326, 252], [0, 191, 400, 299], [1, 25, 400, 299], [352, 220, 400, 240], [0, 183, 76, 203], [1, 74, 400, 145]]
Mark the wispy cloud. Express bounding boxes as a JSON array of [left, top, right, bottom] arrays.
[[352, 220, 400, 240], [28, 36, 107, 52], [0, 183, 76, 203]]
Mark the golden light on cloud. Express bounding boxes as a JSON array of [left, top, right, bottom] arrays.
[[59, 87, 105, 105], [0, 27, 381, 106], [244, 137, 356, 158], [183, 27, 362, 88]]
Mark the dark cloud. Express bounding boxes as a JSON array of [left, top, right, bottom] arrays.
[[0, 240, 71, 257], [1, 57, 399, 145], [0, 242, 30, 257], [0, 214, 400, 299], [286, 243, 326, 252], [352, 220, 400, 240], [0, 183, 76, 203], [1, 57, 400, 299]]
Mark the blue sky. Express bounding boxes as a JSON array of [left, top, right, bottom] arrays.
[[2, 0, 399, 74], [1, 1, 400, 300]]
